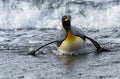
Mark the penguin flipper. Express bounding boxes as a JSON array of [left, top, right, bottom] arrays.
[[71, 27, 86, 40], [27, 41, 57, 55], [84, 36, 109, 53]]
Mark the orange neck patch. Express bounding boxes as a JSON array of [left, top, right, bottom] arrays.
[[64, 31, 78, 43]]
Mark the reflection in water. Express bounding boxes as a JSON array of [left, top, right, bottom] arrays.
[[57, 54, 88, 79], [58, 55, 78, 68], [58, 54, 87, 67]]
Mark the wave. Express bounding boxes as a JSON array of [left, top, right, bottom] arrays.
[[0, 0, 120, 29]]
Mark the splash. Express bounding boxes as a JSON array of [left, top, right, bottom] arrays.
[[0, 0, 120, 29]]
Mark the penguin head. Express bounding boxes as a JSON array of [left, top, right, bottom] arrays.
[[62, 15, 71, 31]]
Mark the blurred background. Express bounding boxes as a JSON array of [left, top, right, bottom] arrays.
[[0, 0, 120, 30]]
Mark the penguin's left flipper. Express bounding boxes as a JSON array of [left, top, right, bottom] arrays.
[[84, 36, 109, 53]]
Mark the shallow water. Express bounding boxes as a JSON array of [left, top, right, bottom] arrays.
[[0, 28, 120, 79], [0, 0, 120, 79]]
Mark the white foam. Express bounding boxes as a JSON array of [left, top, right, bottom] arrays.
[[72, 5, 120, 28], [0, 37, 8, 41], [0, 0, 120, 29]]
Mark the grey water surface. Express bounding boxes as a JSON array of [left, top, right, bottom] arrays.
[[0, 0, 120, 79], [0, 28, 120, 79]]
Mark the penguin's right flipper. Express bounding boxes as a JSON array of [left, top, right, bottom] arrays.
[[84, 36, 109, 53], [27, 41, 58, 56]]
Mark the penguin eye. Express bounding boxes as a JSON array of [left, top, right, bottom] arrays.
[[68, 15, 71, 19]]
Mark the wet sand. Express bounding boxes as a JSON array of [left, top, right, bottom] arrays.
[[0, 28, 120, 79]]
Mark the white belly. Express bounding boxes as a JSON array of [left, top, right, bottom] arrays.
[[57, 37, 85, 55]]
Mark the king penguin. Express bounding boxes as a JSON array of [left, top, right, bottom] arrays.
[[28, 15, 108, 56], [56, 15, 86, 55]]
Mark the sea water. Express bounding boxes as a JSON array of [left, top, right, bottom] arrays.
[[0, 0, 120, 30]]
